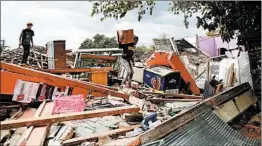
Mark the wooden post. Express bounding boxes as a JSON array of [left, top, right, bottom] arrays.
[[227, 63, 235, 87], [41, 55, 44, 69]]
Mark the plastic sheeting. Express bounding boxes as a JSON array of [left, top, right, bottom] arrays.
[[218, 58, 239, 86]]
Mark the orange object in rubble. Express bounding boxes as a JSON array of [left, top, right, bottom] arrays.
[[146, 51, 200, 95], [0, 62, 128, 99], [117, 29, 135, 45]]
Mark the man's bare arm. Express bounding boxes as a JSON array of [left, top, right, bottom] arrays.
[[31, 37, 34, 47]]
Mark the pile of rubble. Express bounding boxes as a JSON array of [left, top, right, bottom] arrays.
[[1, 46, 47, 68], [0, 36, 260, 146], [1, 46, 74, 69]]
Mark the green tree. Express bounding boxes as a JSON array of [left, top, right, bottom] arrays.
[[79, 34, 118, 48], [136, 44, 152, 53], [91, 1, 261, 45]]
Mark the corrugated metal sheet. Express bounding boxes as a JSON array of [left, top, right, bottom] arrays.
[[238, 52, 253, 88], [142, 109, 260, 146]]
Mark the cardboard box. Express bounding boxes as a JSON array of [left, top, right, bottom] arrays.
[[117, 29, 135, 45], [143, 66, 181, 92]]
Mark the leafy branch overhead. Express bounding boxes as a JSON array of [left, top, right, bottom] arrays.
[[91, 1, 155, 21], [91, 1, 261, 44]]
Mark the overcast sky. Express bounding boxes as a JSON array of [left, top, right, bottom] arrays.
[[1, 1, 206, 50]]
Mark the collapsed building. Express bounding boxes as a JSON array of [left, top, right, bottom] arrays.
[[0, 30, 261, 146]]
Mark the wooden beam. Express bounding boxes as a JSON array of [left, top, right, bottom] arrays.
[[142, 91, 202, 99], [165, 94, 202, 99], [76, 48, 122, 53], [1, 105, 139, 130], [0, 62, 128, 99], [32, 52, 41, 69], [40, 67, 113, 74], [138, 83, 251, 145], [17, 101, 48, 146], [25, 102, 54, 146], [0, 105, 21, 109], [62, 125, 140, 146], [80, 54, 117, 61], [148, 98, 202, 102]]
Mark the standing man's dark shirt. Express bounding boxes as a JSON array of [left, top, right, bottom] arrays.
[[21, 28, 34, 45]]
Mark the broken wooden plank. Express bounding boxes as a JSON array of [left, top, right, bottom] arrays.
[[48, 124, 63, 139], [62, 125, 140, 146], [0, 105, 21, 109], [1, 105, 139, 130], [18, 101, 54, 146], [40, 67, 113, 74], [208, 82, 251, 106], [138, 83, 251, 144], [164, 93, 202, 99], [59, 126, 74, 141], [142, 91, 202, 99], [32, 52, 41, 69], [2, 108, 35, 146], [103, 137, 140, 146], [127, 96, 145, 110], [80, 54, 117, 61], [148, 98, 202, 102], [17, 101, 47, 145], [227, 63, 235, 87]]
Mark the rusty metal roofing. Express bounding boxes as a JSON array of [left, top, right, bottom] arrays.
[[142, 109, 260, 146]]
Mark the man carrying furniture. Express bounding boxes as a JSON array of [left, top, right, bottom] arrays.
[[118, 29, 138, 88]]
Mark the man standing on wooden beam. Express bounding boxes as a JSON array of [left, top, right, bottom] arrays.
[[19, 22, 35, 66]]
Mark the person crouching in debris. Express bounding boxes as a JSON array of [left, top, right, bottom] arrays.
[[19, 22, 34, 66], [121, 35, 138, 88]]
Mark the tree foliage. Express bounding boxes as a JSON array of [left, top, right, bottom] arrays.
[[91, 1, 261, 44], [136, 44, 153, 53], [79, 34, 118, 49]]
